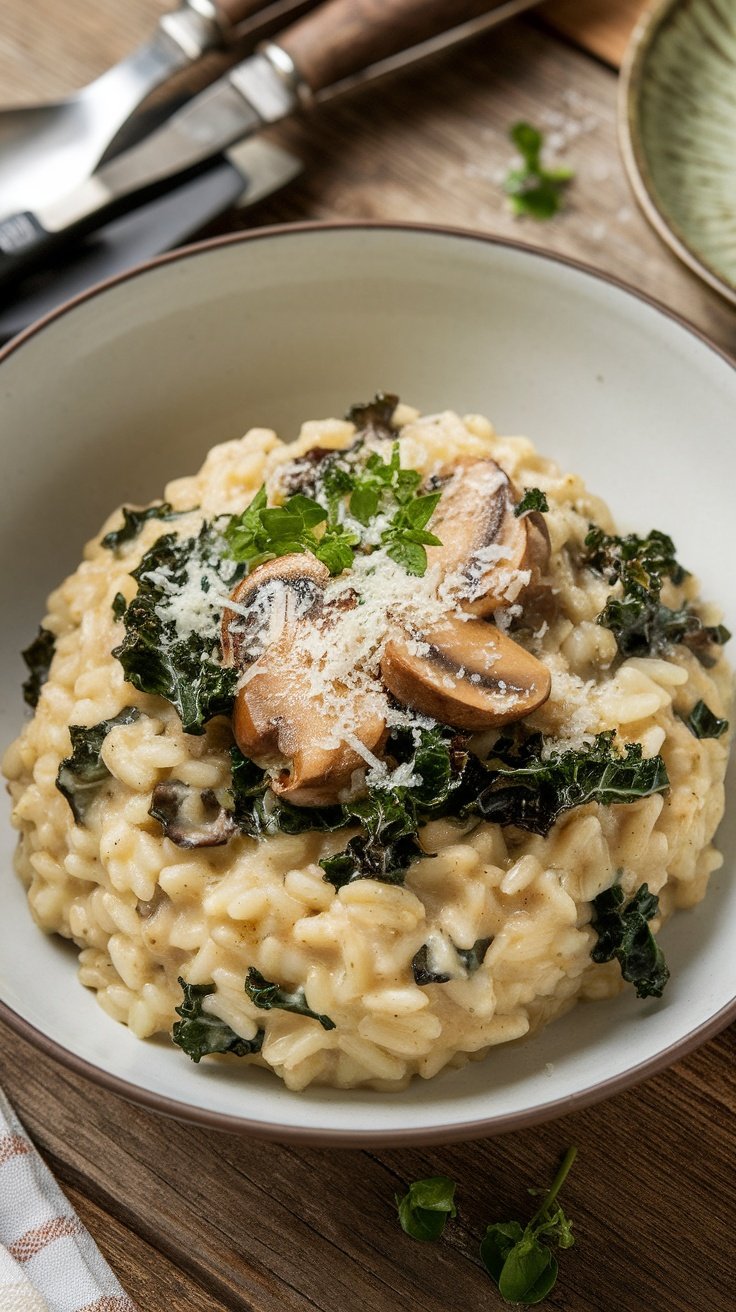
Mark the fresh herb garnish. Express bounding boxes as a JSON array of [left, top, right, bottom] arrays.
[[412, 935, 492, 985], [380, 489, 442, 577], [480, 1147, 577, 1305], [112, 525, 240, 734], [396, 1177, 457, 1242], [515, 488, 549, 517], [504, 122, 573, 220], [584, 524, 730, 661], [225, 485, 359, 576], [466, 730, 669, 837], [21, 627, 55, 708], [101, 502, 193, 553], [591, 881, 670, 998], [55, 708, 140, 823], [682, 699, 729, 740], [172, 979, 264, 1062], [244, 968, 336, 1030]]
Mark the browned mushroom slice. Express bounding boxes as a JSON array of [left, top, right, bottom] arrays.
[[427, 459, 550, 615], [221, 553, 329, 668], [381, 618, 551, 730], [149, 781, 237, 848], [223, 553, 386, 806]]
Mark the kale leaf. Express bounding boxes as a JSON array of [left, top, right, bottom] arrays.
[[21, 627, 55, 708], [515, 488, 549, 517], [480, 1147, 577, 1305], [591, 881, 670, 998], [504, 121, 573, 220], [396, 1176, 457, 1242], [229, 747, 345, 838], [112, 525, 240, 734], [584, 525, 730, 661], [172, 979, 264, 1062], [465, 731, 669, 837], [112, 591, 127, 621], [345, 392, 399, 434], [244, 968, 336, 1030], [101, 502, 193, 553], [412, 936, 492, 985], [56, 708, 140, 823], [683, 700, 729, 740]]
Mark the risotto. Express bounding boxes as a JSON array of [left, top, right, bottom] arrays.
[[3, 398, 732, 1091]]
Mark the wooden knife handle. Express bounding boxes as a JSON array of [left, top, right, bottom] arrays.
[[276, 0, 505, 92], [215, 0, 284, 27]]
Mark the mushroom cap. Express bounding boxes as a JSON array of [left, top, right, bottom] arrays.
[[427, 459, 550, 616], [381, 617, 551, 730], [224, 552, 386, 806]]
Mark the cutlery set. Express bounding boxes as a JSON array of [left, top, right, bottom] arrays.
[[0, 0, 541, 328]]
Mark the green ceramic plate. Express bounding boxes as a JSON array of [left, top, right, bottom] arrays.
[[620, 0, 736, 306]]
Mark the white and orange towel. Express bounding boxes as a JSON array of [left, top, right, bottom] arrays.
[[0, 1087, 136, 1312]]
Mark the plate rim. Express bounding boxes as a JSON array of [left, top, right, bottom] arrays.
[[1, 219, 734, 1145], [618, 0, 736, 308]]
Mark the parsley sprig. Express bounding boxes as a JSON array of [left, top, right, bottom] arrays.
[[480, 1148, 577, 1304], [504, 122, 573, 220], [225, 486, 359, 576]]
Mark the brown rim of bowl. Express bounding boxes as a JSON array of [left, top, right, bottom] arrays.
[[0, 220, 734, 1146], [618, 0, 736, 309]]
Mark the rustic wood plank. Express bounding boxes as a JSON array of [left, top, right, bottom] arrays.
[[1, 1019, 734, 1312], [544, 0, 647, 68], [64, 1181, 233, 1312]]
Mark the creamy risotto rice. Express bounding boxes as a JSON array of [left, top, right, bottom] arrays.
[[3, 402, 732, 1091]]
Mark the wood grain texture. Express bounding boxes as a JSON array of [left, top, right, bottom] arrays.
[[544, 0, 648, 67], [1, 4, 735, 1311]]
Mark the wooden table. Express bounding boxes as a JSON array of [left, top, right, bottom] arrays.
[[1, 4, 734, 1310]]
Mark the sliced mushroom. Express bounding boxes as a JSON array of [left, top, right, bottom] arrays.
[[381, 617, 551, 730], [426, 459, 550, 615], [149, 781, 237, 848], [222, 553, 386, 806]]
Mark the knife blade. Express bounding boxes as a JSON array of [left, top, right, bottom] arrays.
[[0, 138, 301, 344]]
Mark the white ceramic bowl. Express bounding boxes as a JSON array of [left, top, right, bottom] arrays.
[[1, 224, 734, 1144]]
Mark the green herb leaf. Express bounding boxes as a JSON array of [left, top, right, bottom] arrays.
[[172, 978, 264, 1063], [345, 392, 399, 434], [244, 967, 336, 1030], [504, 121, 573, 221], [380, 487, 442, 576], [225, 485, 357, 576], [112, 525, 240, 734], [683, 700, 729, 740], [396, 1176, 457, 1242], [55, 708, 140, 823], [21, 627, 55, 708], [466, 730, 669, 837], [515, 488, 549, 517], [591, 881, 670, 998], [480, 1147, 577, 1306], [412, 935, 492, 985], [101, 502, 194, 553], [584, 524, 730, 662]]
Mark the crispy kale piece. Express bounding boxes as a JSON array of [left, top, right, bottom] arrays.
[[244, 968, 336, 1030], [412, 936, 492, 986], [56, 708, 140, 823], [682, 700, 729, 740], [591, 881, 670, 999], [112, 525, 241, 734], [172, 979, 264, 1062], [101, 502, 193, 553], [21, 627, 55, 708], [345, 392, 399, 434], [465, 731, 669, 837], [584, 525, 730, 661]]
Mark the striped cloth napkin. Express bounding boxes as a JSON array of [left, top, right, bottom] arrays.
[[0, 1087, 137, 1312]]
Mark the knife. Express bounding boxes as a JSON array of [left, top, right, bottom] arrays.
[[0, 138, 302, 343], [0, 0, 526, 292]]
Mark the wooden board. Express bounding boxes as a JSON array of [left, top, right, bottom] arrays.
[[0, 5, 735, 1312], [545, 0, 648, 67]]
